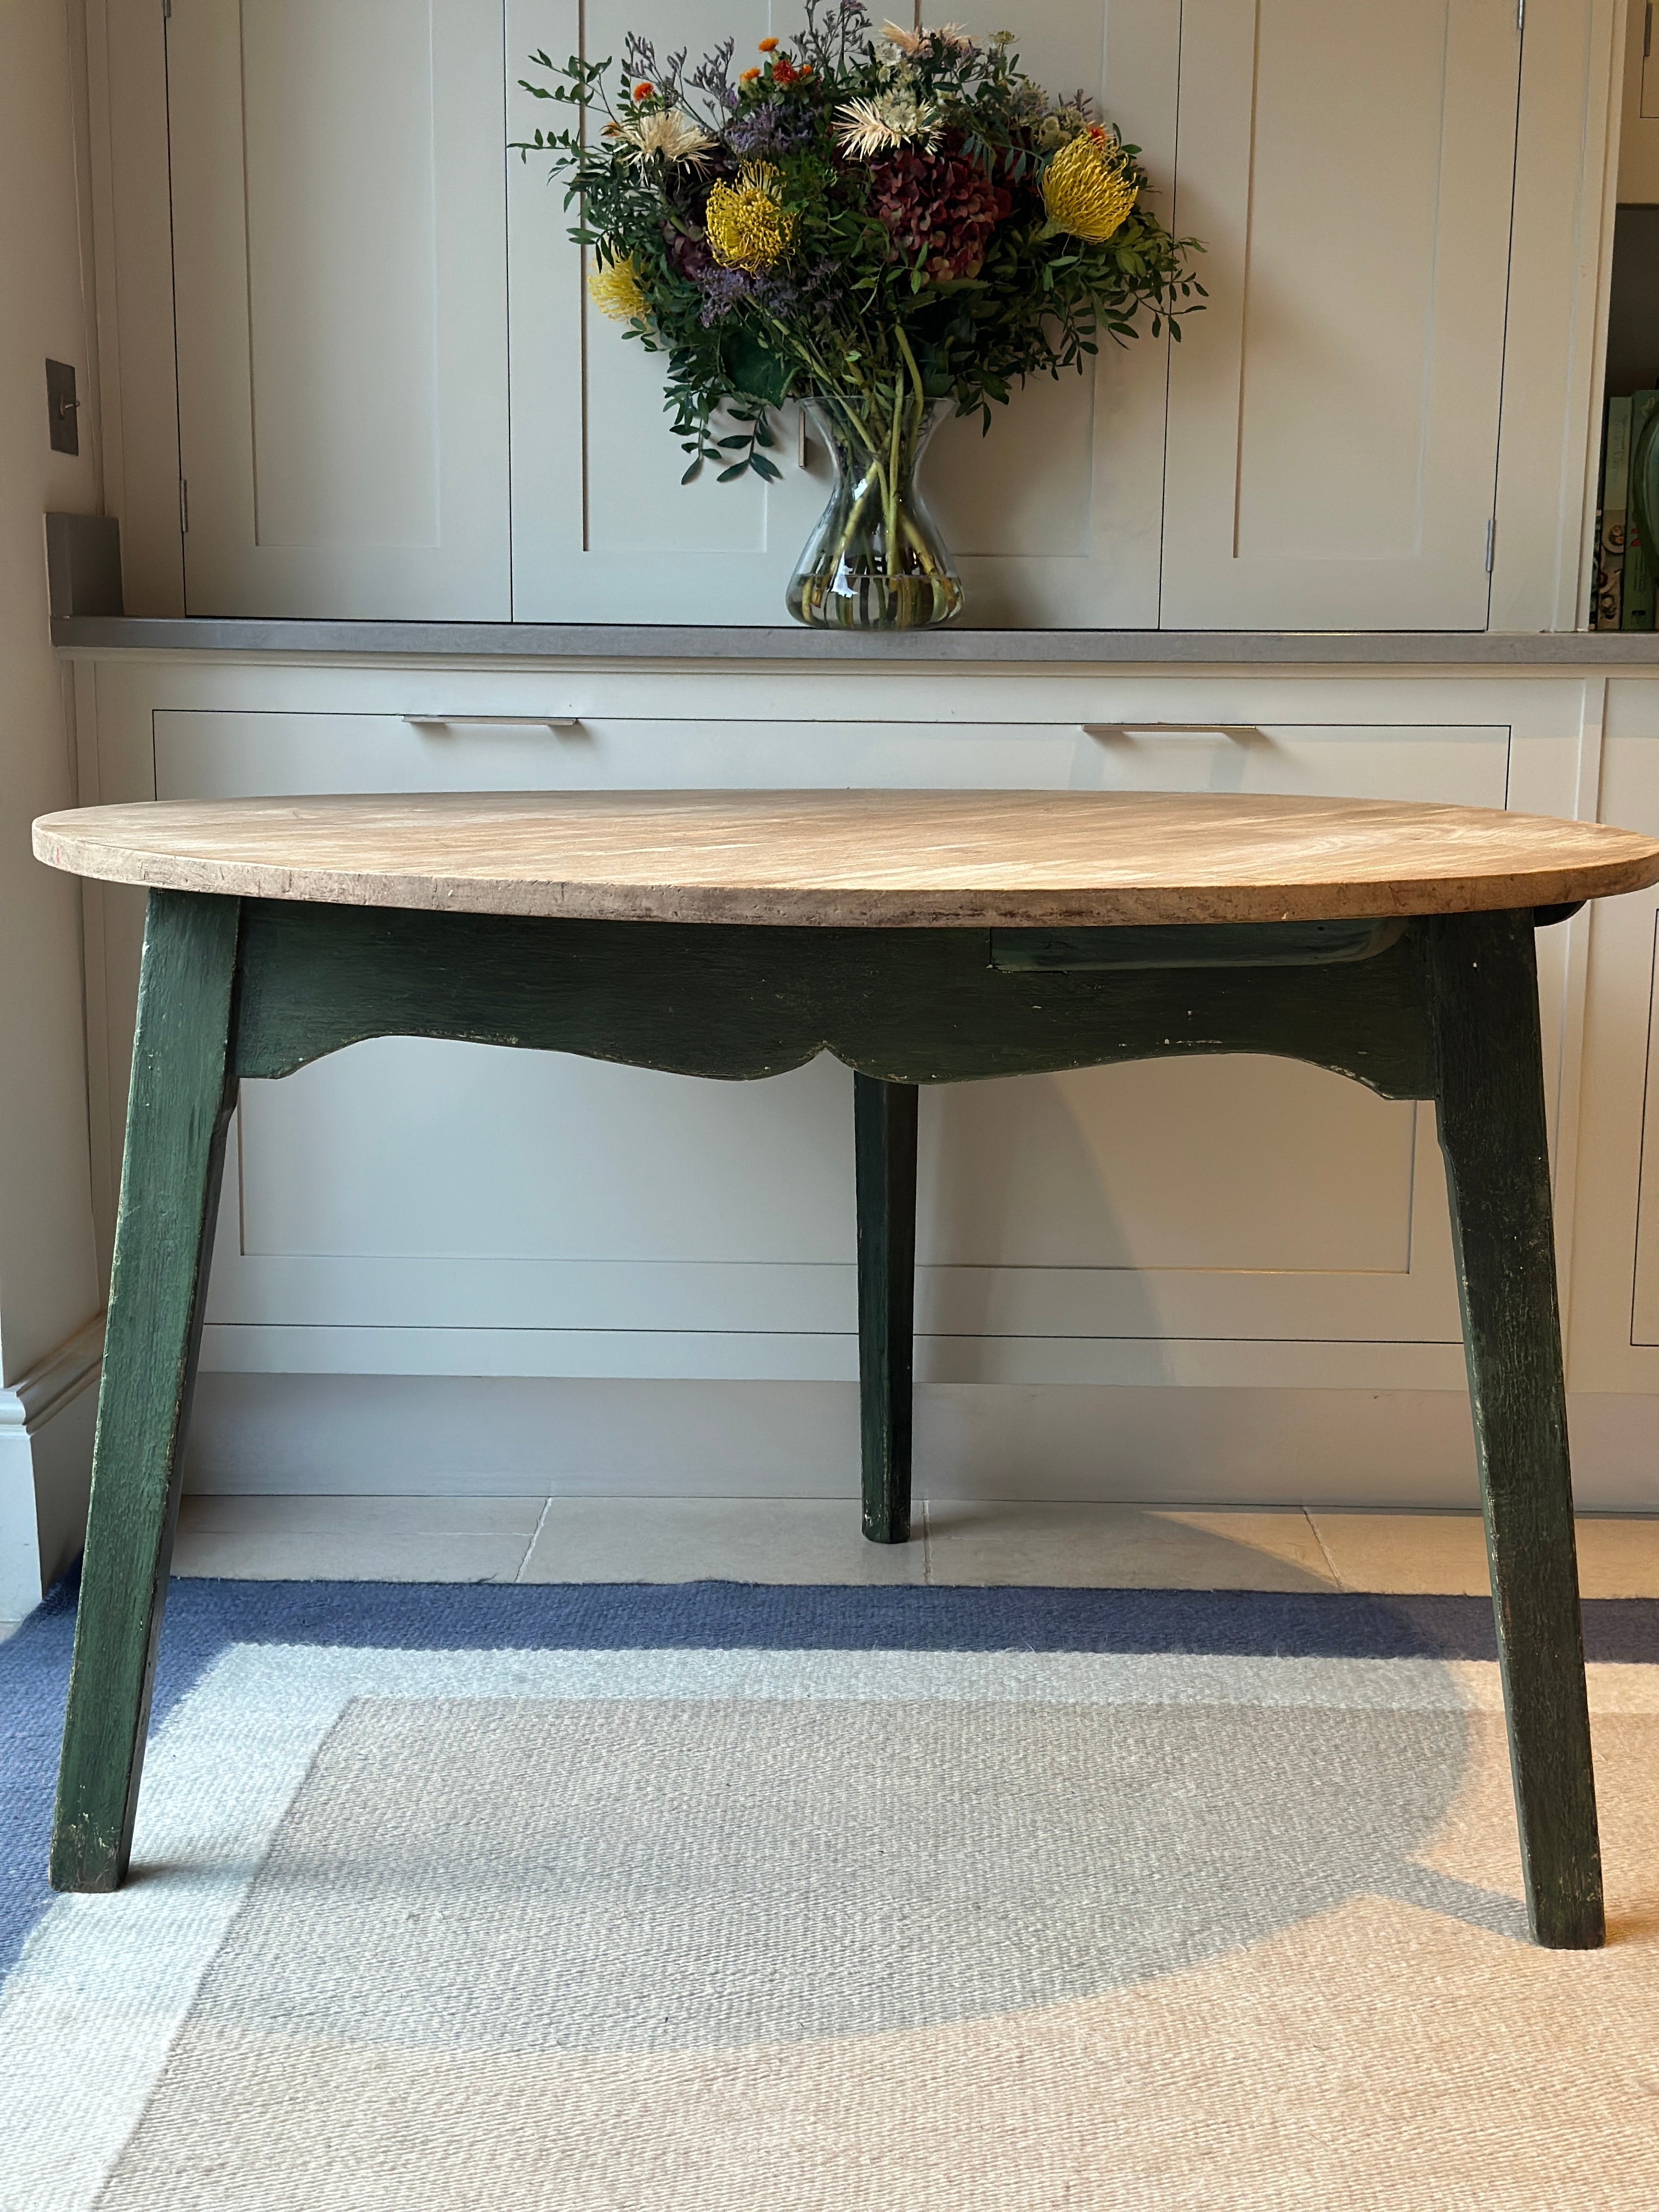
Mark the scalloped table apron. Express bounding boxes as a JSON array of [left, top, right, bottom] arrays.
[[32, 788, 1659, 1948]]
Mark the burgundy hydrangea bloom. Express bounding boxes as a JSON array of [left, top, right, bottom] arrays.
[[864, 147, 1012, 281], [663, 218, 716, 283]]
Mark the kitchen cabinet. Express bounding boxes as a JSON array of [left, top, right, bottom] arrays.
[[148, 0, 1599, 628]]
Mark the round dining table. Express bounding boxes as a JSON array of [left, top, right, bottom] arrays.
[[32, 787, 1659, 1948]]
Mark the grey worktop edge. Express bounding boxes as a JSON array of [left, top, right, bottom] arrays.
[[49, 616, 1659, 666]]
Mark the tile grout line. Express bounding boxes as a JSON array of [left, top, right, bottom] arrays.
[[1304, 1509, 1347, 1592], [514, 1496, 554, 1585]]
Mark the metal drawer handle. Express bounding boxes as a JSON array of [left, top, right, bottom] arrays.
[[1081, 722, 1268, 744], [402, 714, 582, 731]]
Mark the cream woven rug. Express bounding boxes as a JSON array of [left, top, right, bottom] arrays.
[[3, 1586, 1657, 2210]]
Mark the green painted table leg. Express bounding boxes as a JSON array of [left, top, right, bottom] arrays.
[[1426, 910, 1604, 1949], [49, 891, 241, 1894], [854, 1073, 917, 1544]]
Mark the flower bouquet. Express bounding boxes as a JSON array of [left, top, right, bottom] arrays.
[[515, 4, 1202, 629]]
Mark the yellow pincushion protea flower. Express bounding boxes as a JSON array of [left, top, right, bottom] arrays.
[[706, 163, 796, 273], [1040, 129, 1138, 244], [588, 255, 648, 321]]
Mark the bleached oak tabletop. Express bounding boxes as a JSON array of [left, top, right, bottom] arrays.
[[31, 789, 1659, 929]]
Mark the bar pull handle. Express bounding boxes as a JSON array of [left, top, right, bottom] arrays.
[[402, 714, 582, 731], [1081, 722, 1268, 744]]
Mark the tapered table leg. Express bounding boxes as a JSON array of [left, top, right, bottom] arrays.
[[854, 1073, 918, 1544], [50, 891, 241, 1893], [1426, 910, 1604, 1948]]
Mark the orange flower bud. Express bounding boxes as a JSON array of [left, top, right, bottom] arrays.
[[738, 66, 761, 81], [757, 36, 778, 51], [633, 80, 653, 100]]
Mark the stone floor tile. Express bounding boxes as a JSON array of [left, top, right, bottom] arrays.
[[1306, 1511, 1491, 1595], [177, 1493, 545, 1537], [170, 1527, 533, 1583], [1571, 1517, 1659, 1600], [517, 1497, 925, 1584], [922, 1502, 1336, 1590]]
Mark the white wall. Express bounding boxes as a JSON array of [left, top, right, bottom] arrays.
[[0, 0, 104, 1617]]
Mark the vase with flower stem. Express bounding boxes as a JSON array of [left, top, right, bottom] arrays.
[[788, 371, 962, 630]]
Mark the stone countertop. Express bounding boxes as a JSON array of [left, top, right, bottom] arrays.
[[49, 617, 1659, 667]]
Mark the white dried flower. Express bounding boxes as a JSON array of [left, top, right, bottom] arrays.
[[611, 106, 716, 169], [833, 88, 945, 159], [879, 19, 974, 55], [879, 20, 924, 54]]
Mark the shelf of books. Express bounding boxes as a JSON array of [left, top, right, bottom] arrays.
[[1596, 390, 1659, 631]]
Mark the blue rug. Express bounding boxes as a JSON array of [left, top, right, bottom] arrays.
[[3, 1576, 1657, 2210]]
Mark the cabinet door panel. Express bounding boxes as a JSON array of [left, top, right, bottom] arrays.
[[1632, 911, 1659, 1346], [166, 0, 509, 615], [236, 1039, 854, 1266], [504, 0, 1177, 625], [1558, 716, 1659, 1391], [921, 1057, 1414, 1274], [1162, 0, 1519, 628], [1591, 730, 1659, 1356], [1620, 0, 1659, 201]]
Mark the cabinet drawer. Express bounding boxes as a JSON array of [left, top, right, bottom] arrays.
[[152, 707, 1510, 806]]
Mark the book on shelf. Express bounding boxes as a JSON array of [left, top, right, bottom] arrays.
[[1597, 397, 1631, 632], [1626, 390, 1659, 632]]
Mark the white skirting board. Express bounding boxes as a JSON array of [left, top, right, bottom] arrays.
[[182, 1372, 1659, 1514], [0, 1316, 101, 1621]]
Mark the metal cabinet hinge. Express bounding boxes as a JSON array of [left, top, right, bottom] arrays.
[[179, 478, 189, 535], [1485, 518, 1496, 574]]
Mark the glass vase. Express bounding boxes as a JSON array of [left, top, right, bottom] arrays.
[[786, 397, 964, 630]]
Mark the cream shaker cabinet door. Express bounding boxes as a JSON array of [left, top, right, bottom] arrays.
[[505, 0, 1178, 625], [1160, 0, 1520, 629], [1570, 719, 1659, 1385], [165, 0, 511, 617]]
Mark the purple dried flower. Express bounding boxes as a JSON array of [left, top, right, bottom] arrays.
[[695, 264, 800, 325], [690, 37, 737, 111], [725, 100, 819, 158], [696, 266, 754, 324]]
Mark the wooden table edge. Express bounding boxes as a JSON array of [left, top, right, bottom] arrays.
[[29, 827, 1659, 928]]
